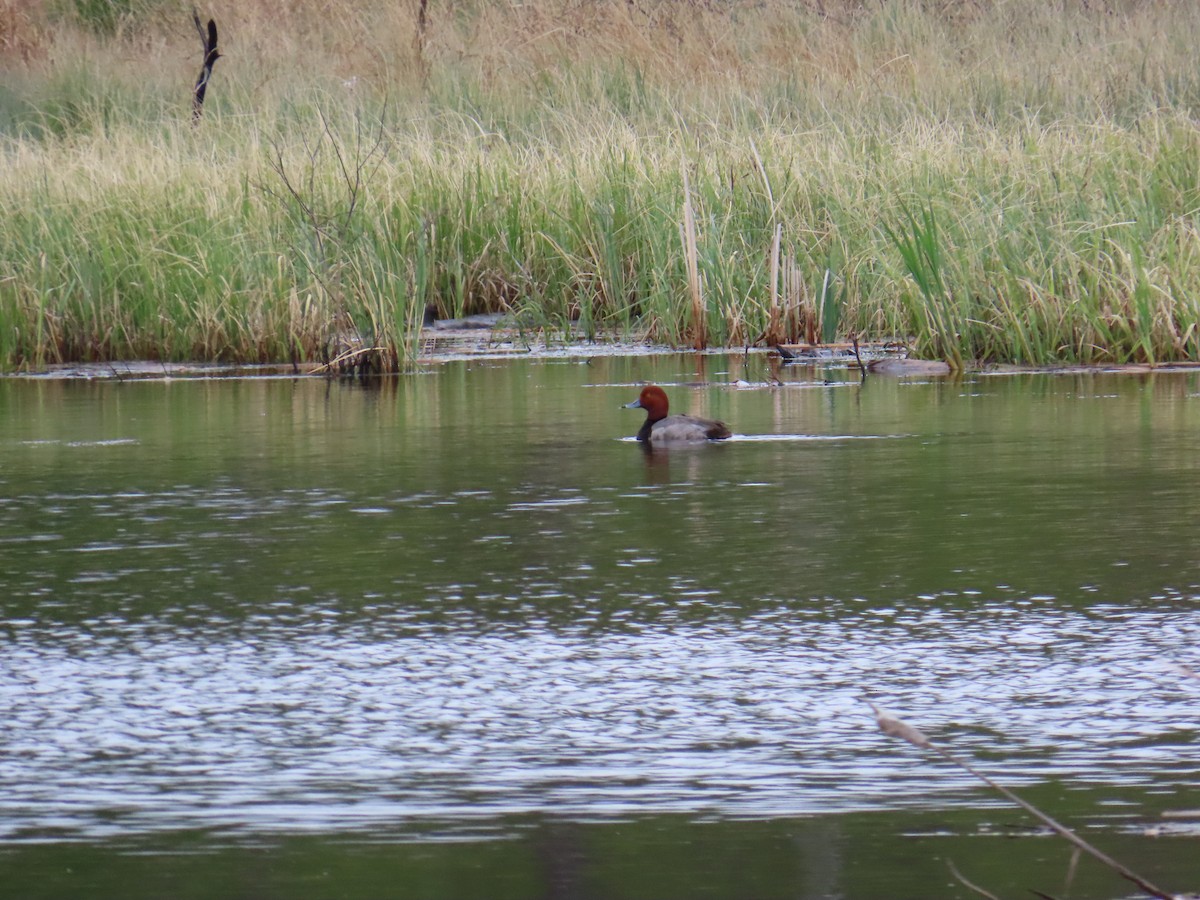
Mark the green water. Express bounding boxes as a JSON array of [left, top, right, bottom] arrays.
[[1, 353, 1197, 899]]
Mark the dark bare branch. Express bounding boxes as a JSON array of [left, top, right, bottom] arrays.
[[192, 8, 221, 122]]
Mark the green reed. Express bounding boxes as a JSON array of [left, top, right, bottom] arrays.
[[4, 1, 1200, 370]]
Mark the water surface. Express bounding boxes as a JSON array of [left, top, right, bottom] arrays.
[[1, 354, 1197, 898]]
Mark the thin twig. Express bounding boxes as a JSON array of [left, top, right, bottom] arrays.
[[1064, 845, 1082, 897], [947, 858, 1001, 900], [868, 703, 1178, 900], [312, 345, 388, 375]]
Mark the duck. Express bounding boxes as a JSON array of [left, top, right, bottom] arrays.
[[624, 385, 732, 443]]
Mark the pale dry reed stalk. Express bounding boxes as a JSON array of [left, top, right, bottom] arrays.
[[680, 166, 704, 350], [869, 702, 1180, 900]]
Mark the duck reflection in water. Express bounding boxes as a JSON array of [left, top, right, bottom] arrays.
[[623, 385, 732, 444]]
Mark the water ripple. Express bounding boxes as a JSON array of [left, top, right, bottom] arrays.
[[0, 602, 1196, 839]]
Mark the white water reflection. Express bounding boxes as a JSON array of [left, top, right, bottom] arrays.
[[1, 597, 1197, 839]]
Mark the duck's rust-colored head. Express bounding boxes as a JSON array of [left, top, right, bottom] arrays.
[[623, 385, 670, 422]]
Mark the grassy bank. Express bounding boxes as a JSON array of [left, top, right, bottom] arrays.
[[3, 0, 1200, 370]]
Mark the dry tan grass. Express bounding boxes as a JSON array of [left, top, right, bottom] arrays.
[[9, 1, 1196, 111]]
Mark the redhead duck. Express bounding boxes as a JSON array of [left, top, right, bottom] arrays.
[[624, 385, 732, 443]]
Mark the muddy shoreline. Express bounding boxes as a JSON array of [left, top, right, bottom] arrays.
[[5, 331, 1199, 381]]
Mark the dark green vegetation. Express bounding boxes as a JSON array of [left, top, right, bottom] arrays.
[[3, 1, 1200, 370]]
